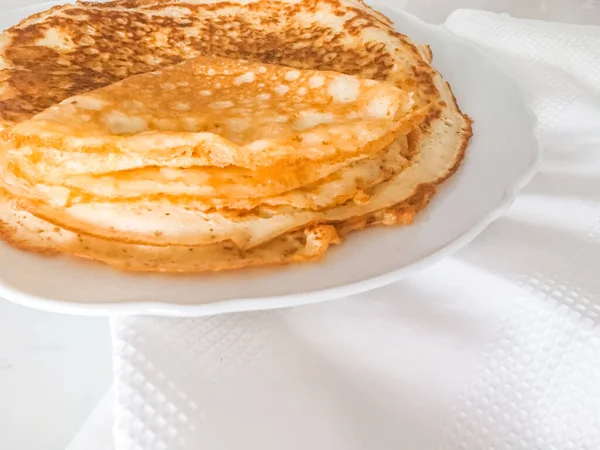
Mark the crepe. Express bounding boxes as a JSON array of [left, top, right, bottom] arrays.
[[0, 187, 342, 271], [0, 0, 472, 272], [5, 137, 410, 210], [0, 0, 440, 128], [3, 56, 419, 169], [0, 184, 435, 273]]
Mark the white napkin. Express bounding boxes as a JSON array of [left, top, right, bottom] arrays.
[[68, 10, 600, 450]]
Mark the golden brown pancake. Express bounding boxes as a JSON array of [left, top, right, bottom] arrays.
[[0, 184, 434, 273], [3, 56, 420, 168], [5, 137, 410, 210], [0, 0, 440, 128]]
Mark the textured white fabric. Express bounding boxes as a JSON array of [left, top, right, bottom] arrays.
[[69, 10, 600, 450]]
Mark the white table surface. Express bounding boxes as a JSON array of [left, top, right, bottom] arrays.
[[0, 1, 597, 449], [0, 301, 111, 450]]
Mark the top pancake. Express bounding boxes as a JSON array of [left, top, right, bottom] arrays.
[[3, 55, 418, 169], [0, 0, 440, 129]]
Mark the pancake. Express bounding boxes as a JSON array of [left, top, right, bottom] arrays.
[[5, 137, 410, 210], [0, 0, 440, 128], [3, 56, 420, 169], [0, 188, 342, 272], [0, 184, 434, 273]]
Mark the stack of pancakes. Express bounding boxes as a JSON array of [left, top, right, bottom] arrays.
[[0, 0, 472, 272]]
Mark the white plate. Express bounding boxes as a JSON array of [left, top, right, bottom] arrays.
[[0, 4, 539, 316]]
